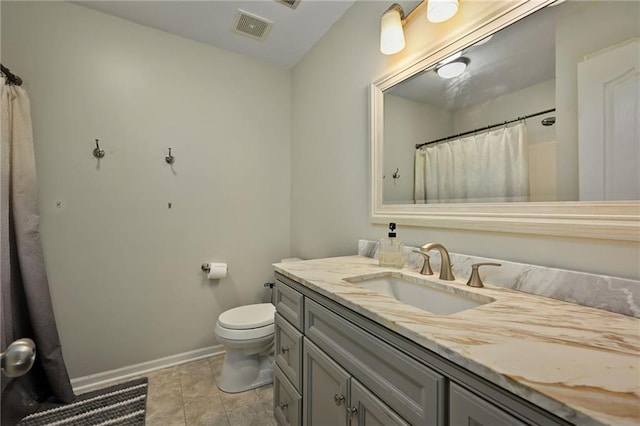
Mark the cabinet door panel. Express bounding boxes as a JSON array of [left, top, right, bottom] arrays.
[[450, 383, 529, 426], [275, 313, 303, 392], [303, 338, 349, 426], [350, 379, 409, 426], [274, 365, 302, 426]]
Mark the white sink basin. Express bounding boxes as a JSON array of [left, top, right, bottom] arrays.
[[345, 274, 493, 316]]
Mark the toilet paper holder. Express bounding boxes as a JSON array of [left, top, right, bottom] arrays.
[[201, 262, 228, 279]]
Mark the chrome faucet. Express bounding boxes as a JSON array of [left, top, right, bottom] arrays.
[[419, 243, 455, 281]]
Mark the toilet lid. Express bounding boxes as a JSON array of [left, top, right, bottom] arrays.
[[218, 303, 275, 330]]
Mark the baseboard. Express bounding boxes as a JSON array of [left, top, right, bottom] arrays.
[[70, 345, 225, 393]]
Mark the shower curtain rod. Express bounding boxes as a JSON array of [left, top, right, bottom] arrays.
[[415, 108, 556, 149], [1, 64, 23, 86]]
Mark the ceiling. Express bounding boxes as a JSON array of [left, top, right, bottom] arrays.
[[73, 0, 356, 69]]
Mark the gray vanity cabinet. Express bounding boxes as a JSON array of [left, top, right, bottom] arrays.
[[274, 279, 411, 426], [274, 274, 567, 426]]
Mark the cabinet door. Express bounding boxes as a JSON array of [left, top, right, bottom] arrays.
[[275, 313, 303, 392], [274, 365, 302, 426], [303, 338, 349, 426], [450, 383, 529, 426], [349, 379, 409, 426]]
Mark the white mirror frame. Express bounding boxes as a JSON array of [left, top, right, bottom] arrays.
[[370, 0, 640, 242]]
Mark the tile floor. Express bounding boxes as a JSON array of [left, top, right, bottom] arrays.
[[142, 355, 275, 426]]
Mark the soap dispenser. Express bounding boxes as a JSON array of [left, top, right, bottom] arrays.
[[379, 222, 405, 268]]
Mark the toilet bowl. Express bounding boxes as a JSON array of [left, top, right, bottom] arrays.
[[214, 302, 276, 393]]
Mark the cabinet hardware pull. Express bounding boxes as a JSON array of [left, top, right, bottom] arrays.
[[333, 393, 345, 406], [347, 406, 358, 417], [281, 347, 290, 354], [279, 402, 288, 410]]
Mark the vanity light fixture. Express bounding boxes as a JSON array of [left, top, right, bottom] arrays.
[[436, 57, 469, 78], [380, 0, 460, 55]]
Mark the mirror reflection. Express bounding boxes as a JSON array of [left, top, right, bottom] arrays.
[[382, 1, 639, 205]]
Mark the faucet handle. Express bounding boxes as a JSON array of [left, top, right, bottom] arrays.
[[413, 250, 433, 275], [466, 263, 501, 288]]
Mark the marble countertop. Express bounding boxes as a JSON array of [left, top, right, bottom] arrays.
[[273, 255, 640, 426]]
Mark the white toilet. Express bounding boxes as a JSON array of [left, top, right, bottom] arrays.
[[214, 258, 301, 393], [215, 303, 276, 393]]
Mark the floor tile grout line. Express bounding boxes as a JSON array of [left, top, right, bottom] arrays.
[[177, 366, 188, 426], [209, 356, 233, 426]]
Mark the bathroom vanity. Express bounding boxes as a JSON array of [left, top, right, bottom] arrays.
[[271, 256, 639, 426]]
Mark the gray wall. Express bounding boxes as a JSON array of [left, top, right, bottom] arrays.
[[290, 1, 640, 280], [2, 1, 291, 377]]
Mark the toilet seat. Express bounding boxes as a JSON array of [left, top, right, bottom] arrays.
[[216, 303, 275, 340], [215, 322, 274, 340], [218, 303, 275, 329]]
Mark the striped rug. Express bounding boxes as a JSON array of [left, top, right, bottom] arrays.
[[18, 378, 148, 426]]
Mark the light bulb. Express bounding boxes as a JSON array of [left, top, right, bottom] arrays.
[[380, 5, 405, 55], [436, 59, 468, 78], [427, 0, 459, 23]]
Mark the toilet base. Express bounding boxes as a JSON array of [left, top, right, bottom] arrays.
[[217, 350, 274, 393]]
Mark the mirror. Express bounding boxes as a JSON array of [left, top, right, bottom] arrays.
[[371, 0, 639, 241]]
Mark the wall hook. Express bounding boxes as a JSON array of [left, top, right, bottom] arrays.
[[93, 139, 105, 158], [165, 148, 175, 164]]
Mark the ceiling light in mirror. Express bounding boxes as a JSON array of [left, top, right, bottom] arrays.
[[380, 4, 405, 55], [436, 58, 468, 78], [427, 0, 459, 23]]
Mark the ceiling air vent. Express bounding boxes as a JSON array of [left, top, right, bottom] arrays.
[[275, 0, 301, 10], [233, 10, 273, 40]]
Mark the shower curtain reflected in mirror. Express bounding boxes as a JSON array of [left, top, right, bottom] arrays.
[[414, 123, 530, 204], [1, 79, 75, 424]]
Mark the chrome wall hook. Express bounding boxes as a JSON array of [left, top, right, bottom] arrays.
[[93, 139, 105, 158], [392, 168, 400, 180], [165, 148, 175, 164]]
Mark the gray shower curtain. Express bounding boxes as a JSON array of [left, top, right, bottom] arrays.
[[1, 79, 74, 424]]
